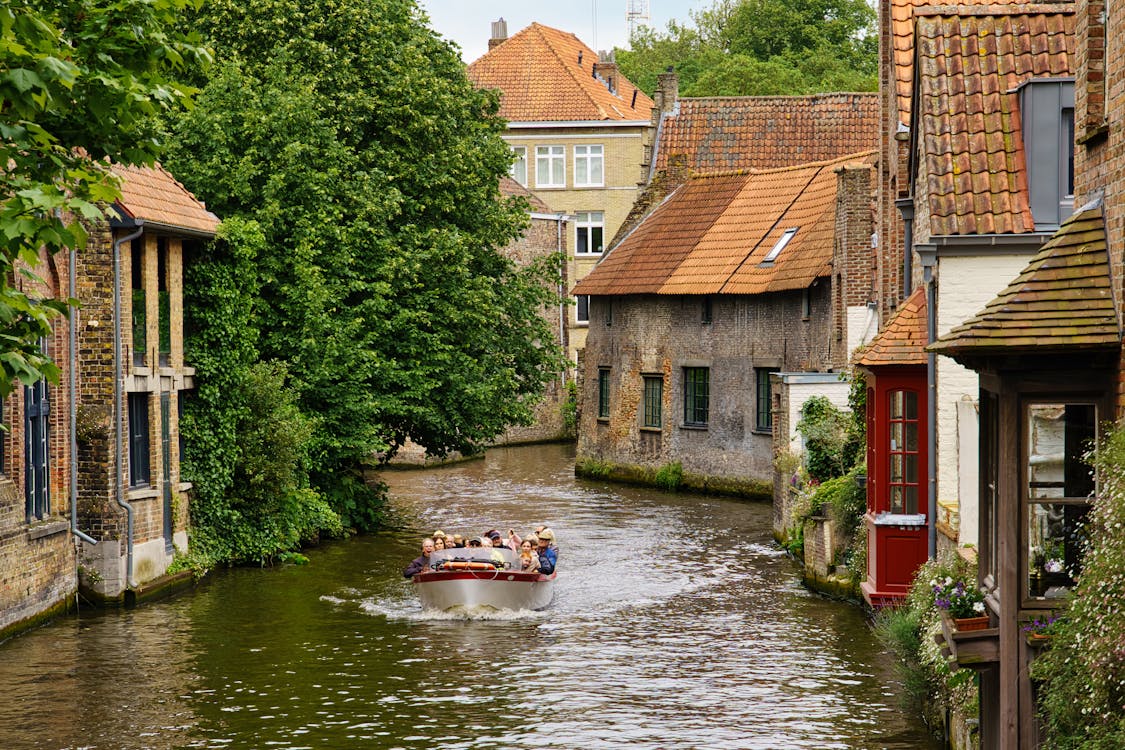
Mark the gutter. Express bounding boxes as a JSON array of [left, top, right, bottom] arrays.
[[112, 219, 145, 588]]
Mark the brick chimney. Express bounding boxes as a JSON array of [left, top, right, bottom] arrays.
[[489, 18, 508, 50], [653, 66, 680, 122], [593, 50, 619, 94]]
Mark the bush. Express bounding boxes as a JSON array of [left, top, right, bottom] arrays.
[[654, 461, 684, 491], [1033, 419, 1125, 748], [797, 396, 853, 481]]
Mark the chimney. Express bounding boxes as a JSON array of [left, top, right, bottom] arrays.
[[489, 18, 508, 50], [593, 50, 619, 95], [653, 66, 679, 122]]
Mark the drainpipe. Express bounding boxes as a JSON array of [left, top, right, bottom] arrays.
[[112, 220, 144, 587], [895, 197, 915, 299], [917, 243, 938, 559], [69, 243, 97, 546], [557, 213, 567, 389]]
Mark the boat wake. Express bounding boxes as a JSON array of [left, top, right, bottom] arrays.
[[322, 593, 548, 622]]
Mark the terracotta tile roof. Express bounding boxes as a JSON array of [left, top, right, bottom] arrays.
[[112, 163, 219, 236], [467, 23, 653, 123], [653, 94, 879, 173], [572, 151, 875, 297], [499, 176, 552, 213], [915, 5, 1075, 236], [891, 0, 1050, 125], [857, 287, 928, 367], [930, 203, 1119, 355]]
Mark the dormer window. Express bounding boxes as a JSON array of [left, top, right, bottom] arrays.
[[762, 228, 798, 263], [1019, 78, 1075, 230]]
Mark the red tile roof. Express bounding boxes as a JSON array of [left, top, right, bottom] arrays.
[[930, 203, 1119, 355], [467, 23, 653, 123], [572, 151, 875, 297], [857, 287, 928, 367], [914, 5, 1075, 236], [654, 94, 879, 173], [112, 163, 219, 236]]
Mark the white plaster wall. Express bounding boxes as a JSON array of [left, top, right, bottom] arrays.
[[936, 253, 1033, 545], [957, 398, 980, 547], [786, 380, 852, 453], [847, 303, 879, 358]]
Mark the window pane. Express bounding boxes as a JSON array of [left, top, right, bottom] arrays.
[[905, 422, 918, 452], [890, 486, 903, 514], [890, 423, 903, 451], [890, 454, 903, 483], [904, 486, 919, 514], [903, 391, 917, 420], [905, 454, 917, 484], [1027, 502, 1089, 598], [890, 391, 903, 419], [597, 369, 610, 419], [576, 295, 589, 323], [643, 376, 663, 428]]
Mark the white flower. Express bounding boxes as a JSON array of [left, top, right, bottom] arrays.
[[1045, 559, 1064, 574], [973, 601, 985, 613]]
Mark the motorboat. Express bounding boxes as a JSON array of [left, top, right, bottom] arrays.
[[411, 547, 555, 611]]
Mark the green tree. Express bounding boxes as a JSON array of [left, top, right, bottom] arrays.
[[0, 0, 207, 396], [617, 0, 876, 97], [165, 0, 566, 530]]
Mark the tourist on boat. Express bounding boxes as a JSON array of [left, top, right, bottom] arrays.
[[467, 538, 483, 548], [536, 529, 557, 574], [451, 534, 465, 548], [519, 538, 540, 573], [486, 529, 504, 547], [507, 528, 522, 551], [403, 538, 435, 578], [433, 536, 446, 551]]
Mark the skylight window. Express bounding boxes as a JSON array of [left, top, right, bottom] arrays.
[[763, 228, 799, 263]]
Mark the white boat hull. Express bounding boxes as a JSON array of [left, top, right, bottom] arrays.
[[413, 570, 555, 611]]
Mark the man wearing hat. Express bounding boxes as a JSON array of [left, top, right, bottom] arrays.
[[536, 528, 558, 575]]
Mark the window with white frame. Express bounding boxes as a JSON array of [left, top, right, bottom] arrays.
[[574, 144, 604, 187], [576, 294, 590, 324], [510, 146, 527, 186], [536, 145, 565, 188], [575, 211, 604, 255]]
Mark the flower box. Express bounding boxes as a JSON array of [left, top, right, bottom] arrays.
[[936, 612, 999, 669], [952, 615, 991, 631]]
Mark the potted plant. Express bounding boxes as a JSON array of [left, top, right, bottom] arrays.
[[1022, 613, 1060, 647], [933, 576, 989, 630]]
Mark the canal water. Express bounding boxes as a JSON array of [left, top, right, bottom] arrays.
[[0, 444, 938, 749]]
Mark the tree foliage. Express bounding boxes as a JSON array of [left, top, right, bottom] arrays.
[[617, 0, 876, 97], [0, 0, 207, 397], [164, 0, 566, 530]]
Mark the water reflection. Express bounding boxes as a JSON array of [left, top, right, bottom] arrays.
[[0, 443, 937, 749]]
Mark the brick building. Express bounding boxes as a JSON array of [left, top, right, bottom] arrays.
[[572, 151, 875, 489], [0, 163, 218, 634], [924, 0, 1123, 744], [467, 20, 654, 368], [863, 0, 1077, 612]]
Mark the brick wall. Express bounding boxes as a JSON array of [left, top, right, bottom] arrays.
[[877, 0, 906, 320], [832, 164, 877, 369]]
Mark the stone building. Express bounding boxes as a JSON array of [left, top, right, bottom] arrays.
[[572, 151, 876, 490], [73, 164, 219, 602], [467, 20, 654, 368], [925, 0, 1123, 744]]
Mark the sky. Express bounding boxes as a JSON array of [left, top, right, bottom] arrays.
[[415, 0, 708, 63]]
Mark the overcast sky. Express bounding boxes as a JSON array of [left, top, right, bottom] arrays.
[[416, 0, 708, 63]]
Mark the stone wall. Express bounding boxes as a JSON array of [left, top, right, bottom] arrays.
[[577, 284, 835, 484]]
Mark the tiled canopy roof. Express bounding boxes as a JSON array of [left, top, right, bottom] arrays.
[[653, 94, 879, 173], [467, 23, 653, 122], [112, 163, 219, 236], [572, 151, 875, 297], [930, 204, 1119, 355], [857, 287, 928, 367], [914, 5, 1075, 236]]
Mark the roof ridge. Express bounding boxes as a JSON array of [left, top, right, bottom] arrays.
[[532, 23, 610, 120], [680, 92, 879, 104], [747, 149, 877, 175], [913, 3, 1075, 17]]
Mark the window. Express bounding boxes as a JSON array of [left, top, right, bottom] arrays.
[[597, 368, 611, 419], [575, 212, 604, 255], [510, 146, 527, 186], [1063, 107, 1075, 197], [1018, 79, 1075, 229], [763, 228, 798, 263], [128, 392, 151, 487], [888, 390, 920, 514], [131, 237, 145, 367], [574, 144, 604, 187], [756, 368, 779, 431], [158, 237, 170, 367], [576, 294, 590, 324], [702, 297, 713, 324], [642, 376, 663, 429], [536, 145, 565, 188], [801, 289, 811, 320], [683, 367, 709, 427], [1025, 402, 1095, 601]]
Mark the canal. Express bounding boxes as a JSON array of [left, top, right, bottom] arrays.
[[0, 443, 938, 749]]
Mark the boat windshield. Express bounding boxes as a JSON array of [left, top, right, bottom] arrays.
[[430, 547, 519, 568]]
